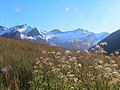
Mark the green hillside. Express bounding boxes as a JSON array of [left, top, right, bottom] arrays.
[[0, 37, 120, 90]]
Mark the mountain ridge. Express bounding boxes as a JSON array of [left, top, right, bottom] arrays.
[[43, 28, 109, 50], [0, 24, 109, 50], [90, 29, 120, 54]]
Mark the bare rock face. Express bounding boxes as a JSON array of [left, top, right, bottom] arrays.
[[27, 27, 42, 37]]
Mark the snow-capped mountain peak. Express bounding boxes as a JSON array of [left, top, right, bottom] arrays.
[[43, 29, 63, 36], [0, 26, 11, 35], [10, 24, 33, 34], [42, 28, 109, 50], [51, 29, 62, 34], [70, 28, 89, 34], [0, 25, 109, 51], [0, 24, 45, 40], [43, 28, 93, 41]]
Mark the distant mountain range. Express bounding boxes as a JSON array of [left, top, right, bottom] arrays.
[[0, 24, 48, 44], [43, 28, 109, 50], [0, 24, 109, 50]]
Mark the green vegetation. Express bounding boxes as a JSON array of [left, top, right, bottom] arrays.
[[0, 37, 120, 90]]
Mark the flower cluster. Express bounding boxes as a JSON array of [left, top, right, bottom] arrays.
[[30, 49, 120, 90]]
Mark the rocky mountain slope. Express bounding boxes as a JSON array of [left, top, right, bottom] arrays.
[[90, 29, 120, 54], [43, 28, 109, 50], [0, 24, 109, 50]]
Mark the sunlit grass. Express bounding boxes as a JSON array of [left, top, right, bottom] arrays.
[[0, 37, 120, 90]]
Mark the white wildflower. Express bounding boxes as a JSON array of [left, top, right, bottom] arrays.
[[51, 51, 55, 54], [36, 60, 40, 65], [115, 51, 119, 55], [56, 52, 61, 56], [112, 64, 118, 68], [84, 50, 89, 53], [91, 48, 95, 51], [104, 63, 110, 67], [112, 71, 120, 77], [70, 87, 74, 90], [69, 58, 74, 62], [100, 50, 107, 54], [33, 66, 38, 69], [55, 56, 61, 59], [72, 57, 77, 60], [65, 50, 72, 55], [100, 42, 107, 46], [74, 78, 78, 83], [78, 63, 82, 67], [42, 50, 47, 54], [34, 70, 38, 73], [76, 51, 81, 54], [48, 62, 53, 66], [97, 60, 103, 65], [110, 60, 115, 64], [105, 56, 111, 60], [105, 67, 112, 73], [104, 73, 112, 78], [95, 65, 103, 69], [95, 45, 100, 49]]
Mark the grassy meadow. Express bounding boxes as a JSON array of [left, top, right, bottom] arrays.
[[0, 37, 120, 90]]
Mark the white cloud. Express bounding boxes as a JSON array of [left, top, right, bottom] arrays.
[[65, 8, 70, 11], [15, 7, 21, 13], [65, 7, 78, 12]]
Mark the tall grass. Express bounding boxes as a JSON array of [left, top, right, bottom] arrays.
[[0, 37, 120, 90]]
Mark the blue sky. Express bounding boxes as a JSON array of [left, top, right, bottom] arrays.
[[0, 0, 120, 33]]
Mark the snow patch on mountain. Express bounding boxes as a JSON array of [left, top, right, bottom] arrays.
[[14, 24, 33, 34], [43, 28, 94, 41], [21, 34, 36, 40], [18, 28, 26, 33], [0, 29, 11, 35], [44, 35, 56, 41]]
